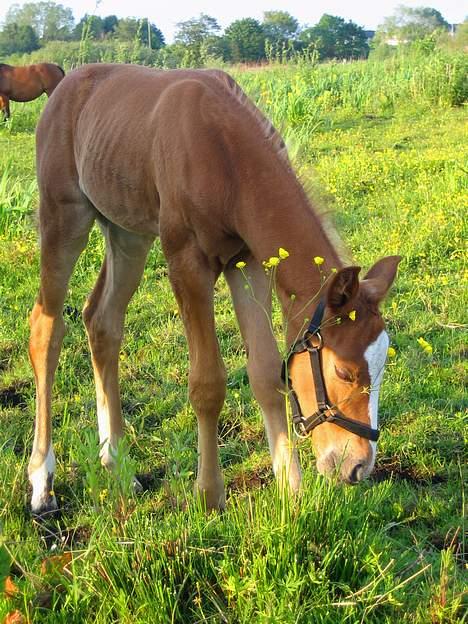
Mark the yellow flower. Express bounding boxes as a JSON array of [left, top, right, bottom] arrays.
[[314, 256, 324, 266], [278, 247, 290, 259], [387, 346, 396, 358], [331, 267, 338, 273], [235, 261, 246, 269], [268, 256, 280, 267], [348, 310, 356, 321], [417, 337, 433, 354]]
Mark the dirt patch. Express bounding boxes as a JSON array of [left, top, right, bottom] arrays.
[[430, 527, 466, 569], [0, 381, 30, 409], [372, 458, 446, 485], [229, 464, 272, 493], [137, 467, 167, 491]]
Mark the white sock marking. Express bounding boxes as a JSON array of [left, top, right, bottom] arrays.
[[364, 330, 389, 467], [30, 444, 56, 511]]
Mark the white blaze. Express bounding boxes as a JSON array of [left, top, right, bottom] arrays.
[[364, 330, 389, 467]]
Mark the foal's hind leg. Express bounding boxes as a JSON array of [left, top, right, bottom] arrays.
[[163, 235, 226, 510], [83, 221, 153, 472], [225, 257, 302, 493], [29, 197, 95, 514]]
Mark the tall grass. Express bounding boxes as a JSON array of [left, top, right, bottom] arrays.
[[234, 49, 467, 133], [0, 53, 466, 622]]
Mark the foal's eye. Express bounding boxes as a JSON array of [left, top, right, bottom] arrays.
[[335, 365, 355, 383]]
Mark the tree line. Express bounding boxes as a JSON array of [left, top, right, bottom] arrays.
[[0, 2, 464, 66]]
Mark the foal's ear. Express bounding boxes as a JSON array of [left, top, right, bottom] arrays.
[[362, 255, 401, 304], [327, 266, 361, 310]]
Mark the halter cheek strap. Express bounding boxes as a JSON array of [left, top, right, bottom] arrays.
[[281, 299, 380, 442]]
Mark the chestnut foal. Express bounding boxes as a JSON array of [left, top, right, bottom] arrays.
[[28, 64, 400, 514]]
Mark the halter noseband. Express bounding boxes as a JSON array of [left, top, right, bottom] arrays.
[[281, 299, 379, 442]]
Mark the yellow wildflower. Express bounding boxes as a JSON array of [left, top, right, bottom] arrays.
[[417, 337, 433, 354], [235, 261, 246, 269], [387, 346, 396, 358], [278, 247, 290, 259], [314, 256, 324, 266], [348, 310, 356, 321], [268, 256, 280, 267]]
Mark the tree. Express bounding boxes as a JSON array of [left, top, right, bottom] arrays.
[[299, 14, 368, 59], [114, 18, 164, 49], [5, 1, 74, 41], [102, 15, 118, 36], [225, 18, 266, 63], [174, 14, 220, 46], [375, 5, 449, 44], [173, 14, 220, 66], [0, 22, 39, 55], [73, 15, 104, 40], [262, 11, 299, 45]]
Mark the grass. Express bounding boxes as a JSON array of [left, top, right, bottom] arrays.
[[0, 53, 467, 622]]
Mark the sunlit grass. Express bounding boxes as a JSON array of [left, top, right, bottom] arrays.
[[0, 53, 466, 622]]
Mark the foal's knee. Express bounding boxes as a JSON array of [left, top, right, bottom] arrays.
[[189, 368, 227, 418], [83, 305, 122, 362], [247, 358, 283, 410]]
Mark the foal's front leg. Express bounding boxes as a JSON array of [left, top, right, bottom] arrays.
[[165, 239, 226, 510], [225, 257, 302, 493]]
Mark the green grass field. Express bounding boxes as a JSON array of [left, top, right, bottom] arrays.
[[0, 53, 467, 623]]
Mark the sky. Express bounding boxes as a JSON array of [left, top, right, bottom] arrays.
[[0, 0, 465, 42]]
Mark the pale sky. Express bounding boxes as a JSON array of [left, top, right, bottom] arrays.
[[0, 0, 465, 42]]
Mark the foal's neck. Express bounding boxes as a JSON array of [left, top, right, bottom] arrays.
[[238, 157, 344, 344]]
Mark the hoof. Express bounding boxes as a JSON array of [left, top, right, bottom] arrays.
[[194, 480, 226, 512], [30, 494, 58, 518]]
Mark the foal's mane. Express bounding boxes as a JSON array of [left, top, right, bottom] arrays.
[[211, 70, 352, 266]]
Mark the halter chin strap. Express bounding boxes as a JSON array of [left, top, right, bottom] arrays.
[[281, 299, 379, 442]]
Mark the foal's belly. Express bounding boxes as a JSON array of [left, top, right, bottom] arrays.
[[75, 120, 161, 236]]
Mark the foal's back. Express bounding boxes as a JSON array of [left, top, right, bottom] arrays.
[[37, 64, 257, 242]]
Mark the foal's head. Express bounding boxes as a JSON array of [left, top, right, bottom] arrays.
[[288, 256, 400, 484]]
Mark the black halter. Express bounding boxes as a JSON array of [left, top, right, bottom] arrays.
[[281, 299, 379, 442]]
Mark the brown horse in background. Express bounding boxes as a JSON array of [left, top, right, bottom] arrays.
[[29, 64, 400, 515], [0, 62, 64, 118]]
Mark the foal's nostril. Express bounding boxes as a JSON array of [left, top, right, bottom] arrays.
[[349, 463, 365, 484]]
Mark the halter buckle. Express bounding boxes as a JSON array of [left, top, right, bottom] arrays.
[[304, 331, 323, 351]]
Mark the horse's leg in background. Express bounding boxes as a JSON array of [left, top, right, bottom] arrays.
[[0, 94, 10, 119], [225, 256, 302, 493], [163, 232, 226, 510], [29, 194, 95, 514], [83, 221, 153, 473]]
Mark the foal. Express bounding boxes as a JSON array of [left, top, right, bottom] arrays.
[[29, 64, 400, 514], [0, 62, 64, 118]]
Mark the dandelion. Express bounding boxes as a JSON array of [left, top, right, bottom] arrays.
[[278, 247, 290, 259], [331, 267, 338, 273], [417, 337, 433, 354], [236, 261, 246, 269], [268, 256, 280, 267], [387, 346, 396, 358], [348, 310, 356, 321], [314, 256, 324, 266]]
